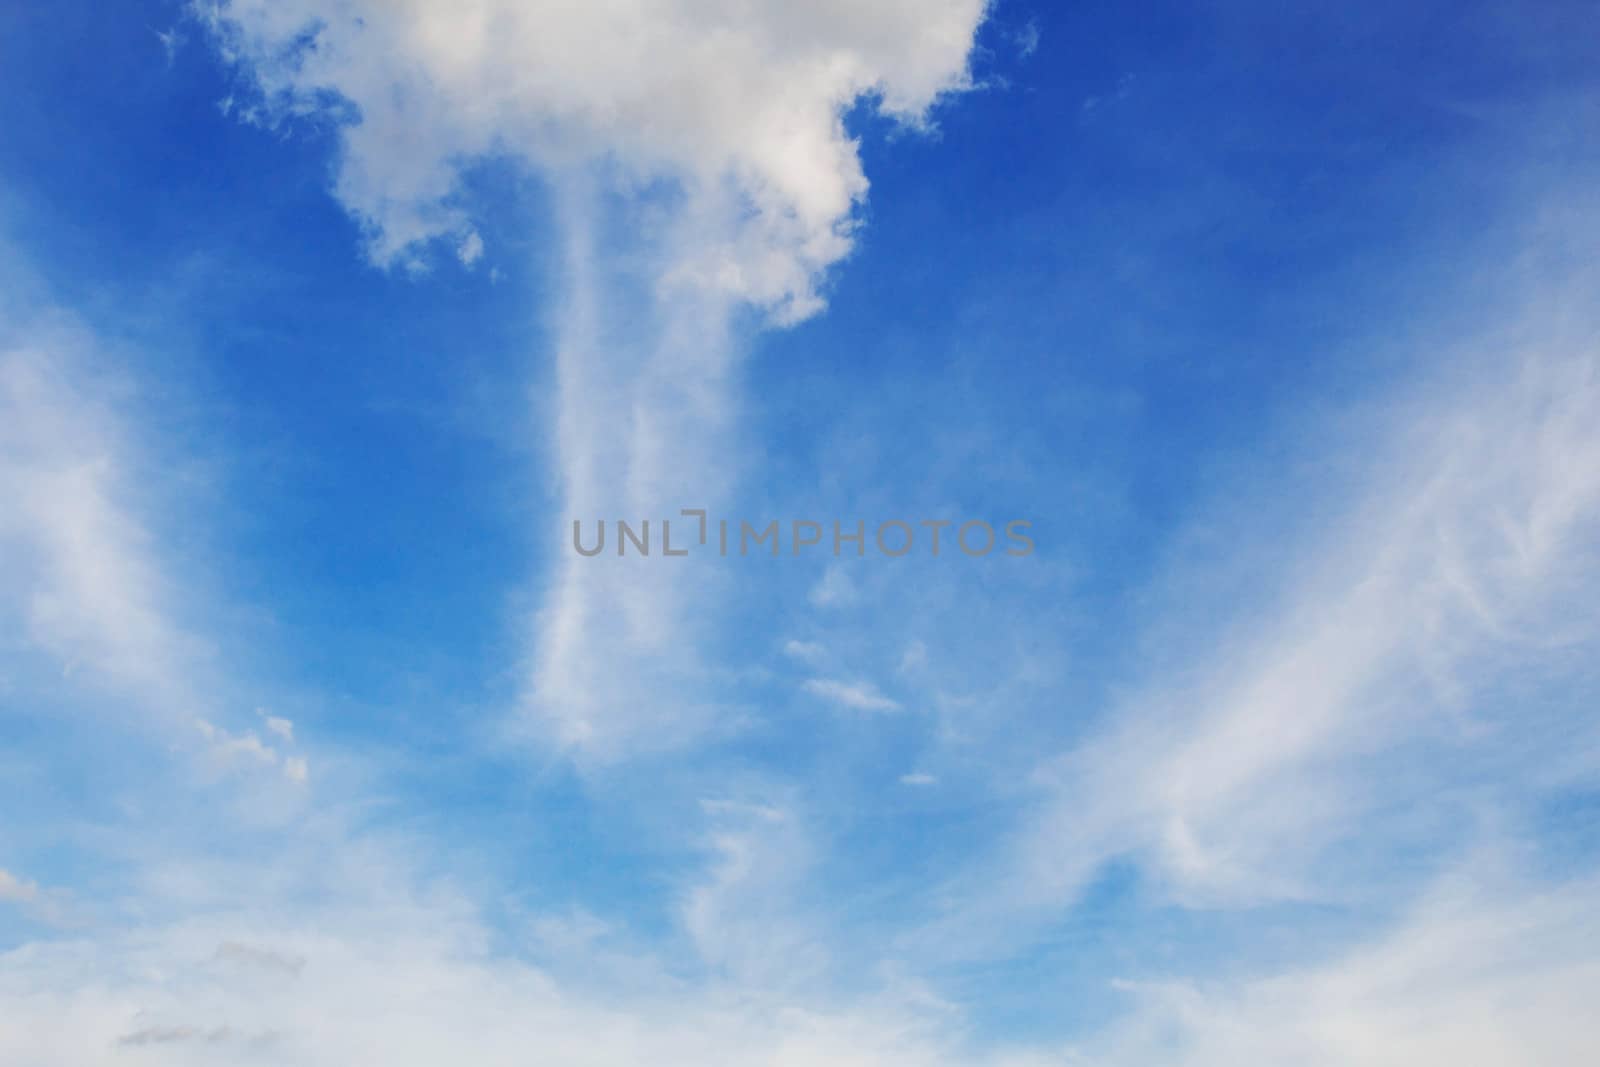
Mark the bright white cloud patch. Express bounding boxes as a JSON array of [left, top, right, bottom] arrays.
[[455, 230, 484, 268], [803, 677, 902, 713], [203, 0, 986, 318], [0, 335, 197, 719]]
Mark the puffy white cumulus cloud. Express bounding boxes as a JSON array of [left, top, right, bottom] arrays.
[[203, 0, 988, 319]]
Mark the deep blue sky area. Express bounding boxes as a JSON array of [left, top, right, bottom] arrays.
[[1, 0, 554, 733]]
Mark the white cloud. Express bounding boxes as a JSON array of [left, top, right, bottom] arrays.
[[456, 230, 484, 267], [0, 785, 1043, 1067], [154, 26, 186, 65], [0, 287, 311, 794], [927, 322, 1600, 952], [203, 0, 987, 316], [1088, 864, 1600, 1066], [196, 719, 277, 766], [0, 911, 1046, 1067], [202, 0, 990, 762], [0, 868, 76, 928], [809, 564, 859, 608], [899, 773, 937, 787], [784, 639, 828, 665], [0, 333, 201, 721], [1013, 20, 1041, 61], [195, 719, 310, 786], [680, 799, 829, 987], [803, 677, 901, 713], [0, 869, 38, 904], [261, 713, 295, 742]]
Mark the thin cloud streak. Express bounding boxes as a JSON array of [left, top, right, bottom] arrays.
[[0, 266, 311, 797], [922, 284, 1600, 956], [0, 335, 201, 722], [804, 677, 903, 713]]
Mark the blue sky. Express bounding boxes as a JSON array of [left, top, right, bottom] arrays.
[[3, 1, 1600, 1063]]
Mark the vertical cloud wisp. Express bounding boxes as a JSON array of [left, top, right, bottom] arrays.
[[203, 0, 990, 759]]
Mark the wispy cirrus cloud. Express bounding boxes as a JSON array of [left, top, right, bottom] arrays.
[[803, 677, 902, 713], [0, 255, 307, 794], [915, 255, 1600, 957], [1087, 859, 1600, 1066], [0, 697, 1020, 1067], [0, 252, 1006, 1067], [783, 639, 829, 666], [0, 331, 200, 721]]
